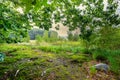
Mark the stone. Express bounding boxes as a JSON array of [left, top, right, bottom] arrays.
[[47, 59, 53, 62], [0, 52, 5, 62], [93, 63, 109, 72]]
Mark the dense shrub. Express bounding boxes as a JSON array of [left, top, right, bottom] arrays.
[[90, 27, 120, 50], [29, 28, 44, 40], [68, 31, 79, 41], [36, 30, 59, 42], [68, 32, 74, 41], [36, 35, 43, 43], [48, 30, 58, 38], [0, 31, 29, 43]]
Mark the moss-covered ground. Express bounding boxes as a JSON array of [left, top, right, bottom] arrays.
[[0, 41, 119, 80]]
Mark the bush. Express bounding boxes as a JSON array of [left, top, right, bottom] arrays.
[[29, 28, 44, 40], [68, 32, 74, 41], [58, 36, 68, 41], [90, 27, 120, 50], [36, 35, 43, 43], [68, 32, 79, 41], [48, 30, 58, 38], [35, 30, 59, 43], [0, 31, 29, 43], [43, 30, 58, 42], [73, 34, 79, 41]]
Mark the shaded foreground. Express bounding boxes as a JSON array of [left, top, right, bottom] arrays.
[[0, 41, 119, 80]]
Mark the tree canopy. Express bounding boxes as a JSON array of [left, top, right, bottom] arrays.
[[0, 0, 120, 43]]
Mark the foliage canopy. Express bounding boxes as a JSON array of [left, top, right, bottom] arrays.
[[0, 0, 120, 43]]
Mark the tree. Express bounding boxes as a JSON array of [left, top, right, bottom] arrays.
[[0, 0, 56, 43], [53, 0, 120, 49], [0, 0, 120, 45], [55, 0, 120, 39], [0, 1, 30, 43]]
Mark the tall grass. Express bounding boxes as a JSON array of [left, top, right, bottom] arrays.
[[92, 49, 120, 74]]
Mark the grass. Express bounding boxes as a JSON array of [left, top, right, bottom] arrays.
[[0, 41, 120, 80], [0, 42, 89, 80], [92, 49, 120, 74], [39, 45, 84, 53], [37, 41, 85, 54]]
